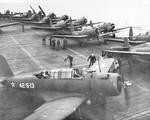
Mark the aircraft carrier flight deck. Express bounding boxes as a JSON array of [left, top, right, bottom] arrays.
[[0, 21, 150, 120]]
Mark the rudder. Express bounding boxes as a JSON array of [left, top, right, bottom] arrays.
[[0, 55, 14, 77], [70, 17, 74, 32], [123, 38, 132, 49], [129, 27, 133, 37]]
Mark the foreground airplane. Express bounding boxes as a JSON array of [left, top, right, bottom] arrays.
[[0, 55, 129, 120]]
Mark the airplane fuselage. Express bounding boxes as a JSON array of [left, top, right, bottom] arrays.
[[4, 69, 121, 97], [130, 35, 150, 42], [72, 28, 98, 37], [73, 18, 87, 26]]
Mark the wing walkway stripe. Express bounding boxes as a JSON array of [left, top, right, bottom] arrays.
[[9, 35, 45, 70]]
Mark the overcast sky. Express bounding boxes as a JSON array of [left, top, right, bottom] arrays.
[[0, 0, 150, 27]]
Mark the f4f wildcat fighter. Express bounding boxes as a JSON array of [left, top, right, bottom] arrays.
[[0, 55, 129, 120]]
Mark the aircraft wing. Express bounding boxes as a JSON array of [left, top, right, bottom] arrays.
[[113, 26, 131, 31], [51, 34, 89, 38], [0, 22, 20, 28], [89, 58, 115, 73], [31, 26, 65, 30], [24, 91, 85, 120], [72, 22, 102, 28], [21, 21, 43, 24], [103, 49, 150, 56], [104, 38, 146, 44]]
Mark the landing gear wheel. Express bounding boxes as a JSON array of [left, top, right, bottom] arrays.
[[90, 95, 106, 107], [111, 33, 116, 38], [99, 94, 106, 106]]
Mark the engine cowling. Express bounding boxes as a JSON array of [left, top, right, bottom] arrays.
[[93, 73, 122, 97]]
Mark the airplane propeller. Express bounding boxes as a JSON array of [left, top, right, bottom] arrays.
[[38, 5, 46, 17]]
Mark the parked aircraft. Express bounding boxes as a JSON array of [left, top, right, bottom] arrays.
[[11, 10, 33, 19], [0, 10, 26, 20], [49, 18, 118, 46], [99, 26, 145, 44], [102, 38, 150, 72], [71, 17, 87, 26], [31, 18, 70, 30], [16, 5, 45, 21], [31, 16, 100, 32], [103, 38, 150, 58], [128, 27, 150, 42], [38, 5, 68, 22], [0, 55, 129, 120], [95, 22, 130, 34], [0, 10, 12, 18], [20, 6, 68, 25]]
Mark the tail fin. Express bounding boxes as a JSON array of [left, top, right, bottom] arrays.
[[129, 27, 133, 37], [49, 18, 52, 27], [0, 55, 14, 77], [89, 20, 93, 27], [70, 17, 74, 32], [123, 38, 132, 49]]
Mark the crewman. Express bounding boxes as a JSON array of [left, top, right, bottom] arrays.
[[64, 55, 73, 68], [56, 39, 60, 50], [42, 33, 46, 45], [73, 69, 80, 77], [48, 35, 52, 47], [87, 54, 96, 68], [63, 38, 68, 49], [52, 37, 56, 50], [101, 51, 106, 58], [43, 71, 50, 78]]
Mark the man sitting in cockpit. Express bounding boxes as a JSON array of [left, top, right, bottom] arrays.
[[42, 71, 50, 78], [73, 69, 81, 78]]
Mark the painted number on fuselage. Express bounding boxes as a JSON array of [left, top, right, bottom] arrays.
[[19, 83, 35, 89]]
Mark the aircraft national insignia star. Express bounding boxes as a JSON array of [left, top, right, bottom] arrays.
[[10, 81, 15, 87]]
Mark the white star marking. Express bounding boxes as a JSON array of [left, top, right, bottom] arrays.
[[10, 81, 15, 88]]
